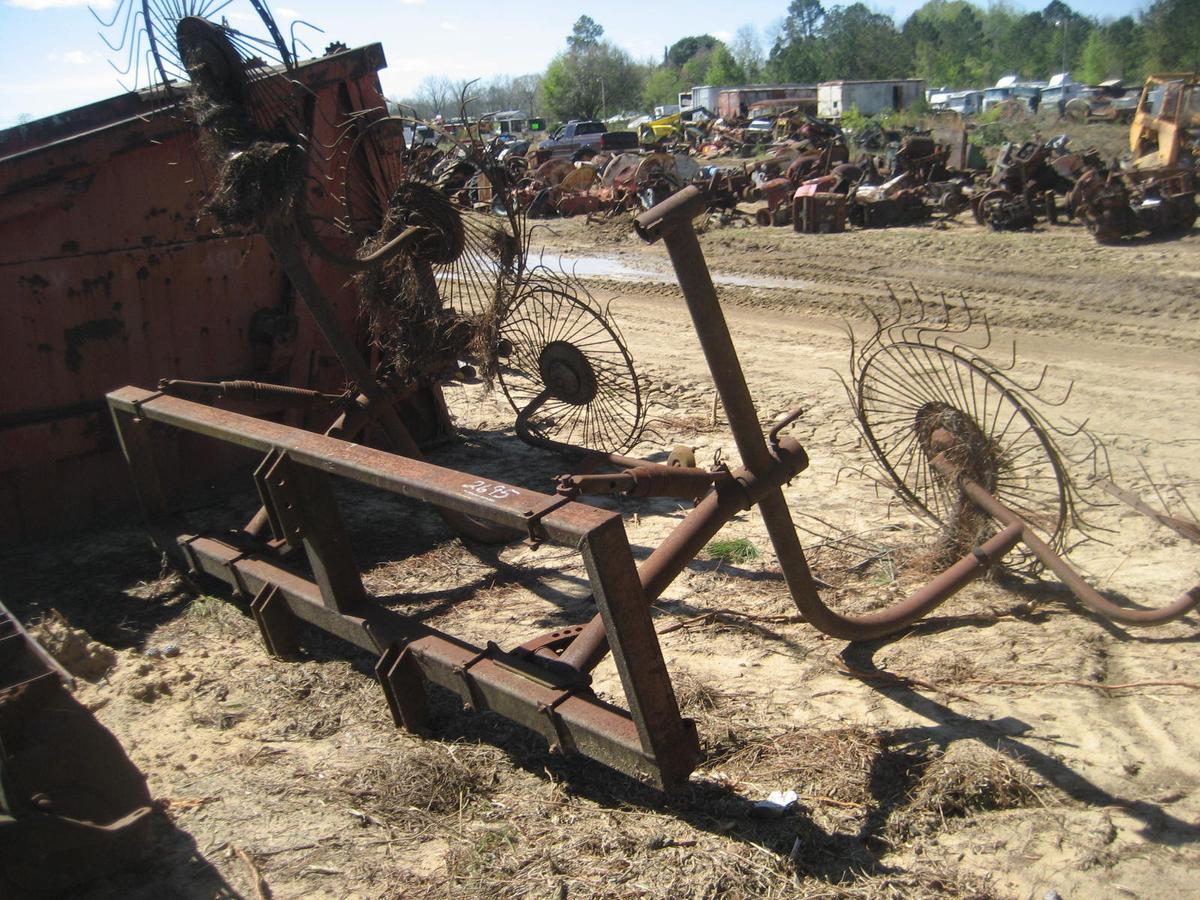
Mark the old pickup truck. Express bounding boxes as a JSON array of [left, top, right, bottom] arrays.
[[530, 120, 638, 164]]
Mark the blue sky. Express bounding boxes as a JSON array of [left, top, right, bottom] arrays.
[[1, 0, 1144, 128]]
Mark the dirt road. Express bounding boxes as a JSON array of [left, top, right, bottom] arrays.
[[4, 214, 1198, 899]]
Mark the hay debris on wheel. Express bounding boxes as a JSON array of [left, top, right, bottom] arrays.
[[204, 140, 304, 230]]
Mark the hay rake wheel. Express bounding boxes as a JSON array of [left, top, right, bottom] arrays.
[[332, 114, 650, 445], [95, 1, 295, 98], [498, 279, 645, 456], [854, 337, 1070, 575], [341, 116, 526, 309], [337, 114, 532, 384]]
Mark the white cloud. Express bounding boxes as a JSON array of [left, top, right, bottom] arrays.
[[713, 30, 733, 42], [440, 20, 457, 31], [48, 50, 94, 64], [7, 0, 112, 8], [276, 6, 301, 16], [399, 0, 425, 5]]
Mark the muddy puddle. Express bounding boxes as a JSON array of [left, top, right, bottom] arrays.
[[525, 253, 816, 291]]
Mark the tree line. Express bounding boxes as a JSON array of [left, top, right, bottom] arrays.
[[392, 1, 1199, 123]]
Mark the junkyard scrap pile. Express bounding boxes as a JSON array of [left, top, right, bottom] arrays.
[[4, 4, 1200, 898], [413, 73, 1197, 245]]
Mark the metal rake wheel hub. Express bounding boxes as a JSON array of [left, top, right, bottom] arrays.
[[914, 401, 999, 493], [539, 341, 597, 405], [498, 277, 646, 455], [176, 17, 245, 103], [385, 182, 466, 266]]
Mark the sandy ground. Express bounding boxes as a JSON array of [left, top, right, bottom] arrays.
[[4, 210, 1199, 899]]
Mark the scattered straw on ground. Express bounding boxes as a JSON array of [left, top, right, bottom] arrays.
[[335, 742, 500, 818], [889, 742, 1047, 840]]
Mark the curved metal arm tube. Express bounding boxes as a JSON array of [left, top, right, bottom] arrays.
[[295, 211, 428, 271], [559, 451, 1019, 673], [779, 513, 1024, 640], [958, 475, 1200, 626], [514, 389, 658, 469]]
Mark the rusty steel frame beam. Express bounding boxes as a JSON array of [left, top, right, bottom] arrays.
[[106, 386, 700, 789]]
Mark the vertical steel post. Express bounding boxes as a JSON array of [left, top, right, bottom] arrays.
[[579, 517, 700, 784], [634, 188, 825, 619]]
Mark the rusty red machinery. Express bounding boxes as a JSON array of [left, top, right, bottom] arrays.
[[109, 180, 1200, 791], [19, 3, 1197, 799], [0, 41, 393, 543], [1070, 167, 1197, 242]]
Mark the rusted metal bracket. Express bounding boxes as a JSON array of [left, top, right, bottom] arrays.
[[516, 624, 587, 657], [128, 390, 164, 420], [537, 687, 580, 754], [258, 450, 367, 613], [451, 647, 490, 712], [253, 450, 292, 546], [250, 584, 299, 660], [223, 549, 254, 598], [375, 643, 429, 733], [521, 494, 576, 547]]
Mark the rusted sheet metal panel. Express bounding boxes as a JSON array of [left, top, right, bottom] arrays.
[[0, 46, 388, 543]]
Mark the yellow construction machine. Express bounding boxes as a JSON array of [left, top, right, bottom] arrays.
[[1130, 73, 1200, 170]]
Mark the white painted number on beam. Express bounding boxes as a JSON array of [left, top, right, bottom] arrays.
[[461, 480, 521, 504]]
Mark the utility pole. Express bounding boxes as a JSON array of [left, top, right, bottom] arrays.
[[1059, 18, 1068, 75]]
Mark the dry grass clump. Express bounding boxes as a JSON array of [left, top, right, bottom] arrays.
[[672, 669, 743, 754], [652, 410, 727, 439], [919, 652, 983, 685], [245, 659, 389, 739], [430, 791, 995, 900], [793, 864, 995, 899], [890, 742, 1046, 839], [716, 727, 922, 812], [441, 815, 794, 900], [184, 595, 256, 637], [363, 543, 499, 609], [205, 140, 303, 229], [673, 669, 730, 717], [338, 743, 499, 819]]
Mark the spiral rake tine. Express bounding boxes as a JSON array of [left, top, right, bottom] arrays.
[[92, 0, 130, 29], [288, 19, 323, 59]]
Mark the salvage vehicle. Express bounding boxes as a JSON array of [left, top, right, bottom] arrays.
[[638, 107, 713, 145], [1130, 73, 1200, 170], [1059, 72, 1200, 243], [531, 120, 638, 164], [1064, 79, 1139, 123]]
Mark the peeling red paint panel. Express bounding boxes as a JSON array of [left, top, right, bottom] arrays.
[[0, 46, 390, 542]]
